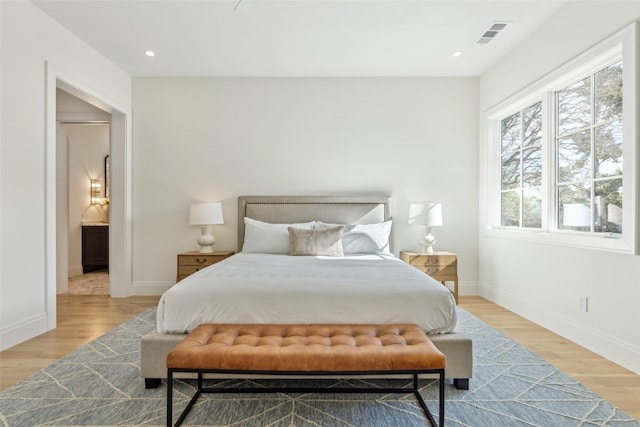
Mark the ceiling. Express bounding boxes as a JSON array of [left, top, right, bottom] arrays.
[[31, 0, 570, 77]]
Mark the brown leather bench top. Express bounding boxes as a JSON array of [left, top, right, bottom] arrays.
[[166, 324, 446, 372]]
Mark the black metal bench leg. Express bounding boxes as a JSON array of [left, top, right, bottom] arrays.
[[171, 372, 204, 427], [167, 370, 173, 427], [439, 371, 445, 427], [413, 373, 443, 427]]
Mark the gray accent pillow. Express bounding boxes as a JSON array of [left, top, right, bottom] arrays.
[[288, 226, 345, 256]]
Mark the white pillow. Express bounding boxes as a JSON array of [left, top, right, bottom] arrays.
[[242, 217, 315, 254], [316, 220, 392, 255]]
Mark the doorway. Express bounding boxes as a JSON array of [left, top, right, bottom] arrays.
[[56, 92, 111, 294], [56, 93, 111, 295], [45, 64, 132, 332]]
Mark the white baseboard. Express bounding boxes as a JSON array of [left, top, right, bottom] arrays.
[[479, 282, 640, 375], [131, 281, 174, 296], [458, 281, 479, 296], [0, 312, 48, 351]]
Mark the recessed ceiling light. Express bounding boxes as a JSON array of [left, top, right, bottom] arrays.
[[452, 51, 463, 57], [144, 50, 156, 57]]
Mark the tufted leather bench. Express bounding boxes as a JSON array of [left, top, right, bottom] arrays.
[[166, 324, 446, 427]]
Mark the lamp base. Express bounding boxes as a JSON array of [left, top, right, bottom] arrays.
[[197, 225, 217, 254], [419, 245, 435, 254], [418, 227, 436, 254]]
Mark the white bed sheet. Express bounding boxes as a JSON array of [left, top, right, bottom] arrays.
[[157, 253, 457, 334]]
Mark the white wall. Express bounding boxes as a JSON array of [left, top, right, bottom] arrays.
[[66, 124, 110, 277], [131, 77, 479, 294], [57, 88, 108, 116], [479, 2, 640, 374], [0, 1, 130, 350]]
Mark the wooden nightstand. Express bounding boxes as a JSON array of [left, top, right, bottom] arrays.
[[176, 251, 234, 282], [400, 251, 458, 304]]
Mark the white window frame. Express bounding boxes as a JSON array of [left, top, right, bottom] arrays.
[[498, 100, 544, 230], [484, 23, 638, 255]]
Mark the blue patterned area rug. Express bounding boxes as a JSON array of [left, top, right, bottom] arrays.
[[0, 308, 637, 426]]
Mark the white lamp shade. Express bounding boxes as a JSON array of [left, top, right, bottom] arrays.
[[562, 203, 590, 227], [607, 204, 622, 227], [408, 203, 443, 227], [189, 202, 224, 225]]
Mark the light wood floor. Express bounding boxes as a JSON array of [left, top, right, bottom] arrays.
[[0, 294, 160, 391], [462, 296, 640, 420], [1, 295, 638, 420]]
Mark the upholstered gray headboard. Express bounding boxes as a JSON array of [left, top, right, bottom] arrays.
[[237, 195, 391, 251]]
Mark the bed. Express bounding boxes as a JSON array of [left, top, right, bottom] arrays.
[[141, 195, 472, 389]]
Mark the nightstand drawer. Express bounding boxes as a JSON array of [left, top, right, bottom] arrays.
[[177, 253, 230, 266], [176, 251, 234, 282], [178, 265, 210, 276], [405, 254, 457, 267], [413, 265, 457, 276]]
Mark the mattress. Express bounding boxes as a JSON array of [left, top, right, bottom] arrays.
[[157, 253, 457, 334]]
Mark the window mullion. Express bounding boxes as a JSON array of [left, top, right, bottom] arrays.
[[547, 90, 558, 232], [491, 120, 503, 227], [519, 111, 524, 227]]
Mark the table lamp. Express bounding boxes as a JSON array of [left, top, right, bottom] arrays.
[[189, 202, 224, 253], [408, 202, 443, 254], [562, 203, 590, 230]]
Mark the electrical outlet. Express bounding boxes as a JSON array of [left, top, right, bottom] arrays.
[[579, 296, 589, 312]]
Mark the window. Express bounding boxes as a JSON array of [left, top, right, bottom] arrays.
[[500, 102, 543, 228], [556, 62, 623, 233], [486, 24, 638, 254]]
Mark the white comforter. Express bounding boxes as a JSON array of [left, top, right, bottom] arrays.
[[157, 253, 457, 334]]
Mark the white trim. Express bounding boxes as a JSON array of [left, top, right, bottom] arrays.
[[45, 64, 58, 330], [56, 112, 111, 123], [55, 122, 69, 294], [623, 22, 640, 254], [458, 281, 479, 297], [108, 111, 133, 298], [483, 23, 638, 255], [479, 281, 640, 375], [0, 313, 47, 351], [484, 227, 629, 253]]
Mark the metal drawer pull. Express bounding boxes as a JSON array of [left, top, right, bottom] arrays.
[[195, 258, 208, 264]]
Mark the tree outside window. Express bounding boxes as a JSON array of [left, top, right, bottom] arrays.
[[556, 61, 623, 234], [500, 102, 543, 228]]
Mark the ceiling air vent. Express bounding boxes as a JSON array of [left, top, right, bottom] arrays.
[[476, 21, 511, 45]]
